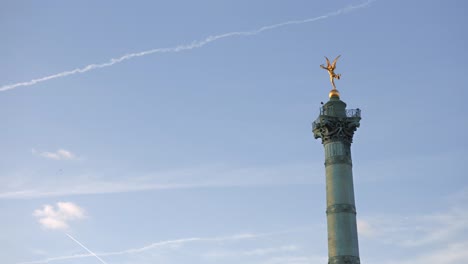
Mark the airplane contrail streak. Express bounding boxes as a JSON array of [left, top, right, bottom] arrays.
[[65, 233, 109, 264], [0, 1, 374, 92], [18, 233, 263, 264]]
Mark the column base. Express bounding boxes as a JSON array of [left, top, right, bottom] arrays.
[[328, 255, 360, 264]]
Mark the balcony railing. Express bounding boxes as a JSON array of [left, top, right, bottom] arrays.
[[346, 108, 361, 118], [319, 107, 361, 118]]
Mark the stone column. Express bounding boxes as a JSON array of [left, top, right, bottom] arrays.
[[313, 92, 361, 264]]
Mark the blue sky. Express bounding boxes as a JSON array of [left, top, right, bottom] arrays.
[[1, 0, 468, 263]]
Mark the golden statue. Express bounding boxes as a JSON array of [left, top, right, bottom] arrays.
[[320, 55, 341, 90]]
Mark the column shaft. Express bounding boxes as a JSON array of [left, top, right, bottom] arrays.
[[324, 141, 360, 263]]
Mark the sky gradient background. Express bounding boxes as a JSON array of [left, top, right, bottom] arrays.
[[1, 1, 468, 263]]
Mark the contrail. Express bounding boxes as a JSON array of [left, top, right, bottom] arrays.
[[1, 1, 374, 93], [65, 233, 109, 264], [18, 232, 266, 264]]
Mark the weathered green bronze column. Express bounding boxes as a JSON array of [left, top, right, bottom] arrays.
[[314, 56, 362, 263], [313, 86, 361, 263]]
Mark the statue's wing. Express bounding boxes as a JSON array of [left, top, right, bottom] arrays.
[[324, 56, 331, 67], [331, 55, 341, 68]]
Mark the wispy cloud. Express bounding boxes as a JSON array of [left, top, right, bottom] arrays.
[[359, 206, 468, 248], [381, 242, 468, 264], [32, 148, 78, 160], [357, 219, 378, 238], [33, 202, 86, 230], [202, 245, 299, 259], [259, 255, 327, 264], [18, 232, 266, 264], [0, 162, 322, 199], [360, 189, 468, 264], [0, 0, 375, 92]]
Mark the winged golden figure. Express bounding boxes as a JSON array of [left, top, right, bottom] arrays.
[[320, 55, 341, 90]]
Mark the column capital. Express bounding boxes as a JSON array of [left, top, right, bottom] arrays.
[[313, 115, 360, 145]]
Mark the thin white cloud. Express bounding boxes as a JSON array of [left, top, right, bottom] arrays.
[[202, 245, 299, 259], [18, 232, 266, 264], [32, 148, 78, 160], [260, 255, 327, 264], [243, 245, 299, 257], [359, 189, 468, 264], [0, 0, 375, 92], [33, 202, 86, 230], [400, 208, 468, 247], [357, 219, 377, 238], [0, 162, 323, 199], [381, 242, 468, 264], [359, 206, 468, 248]]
